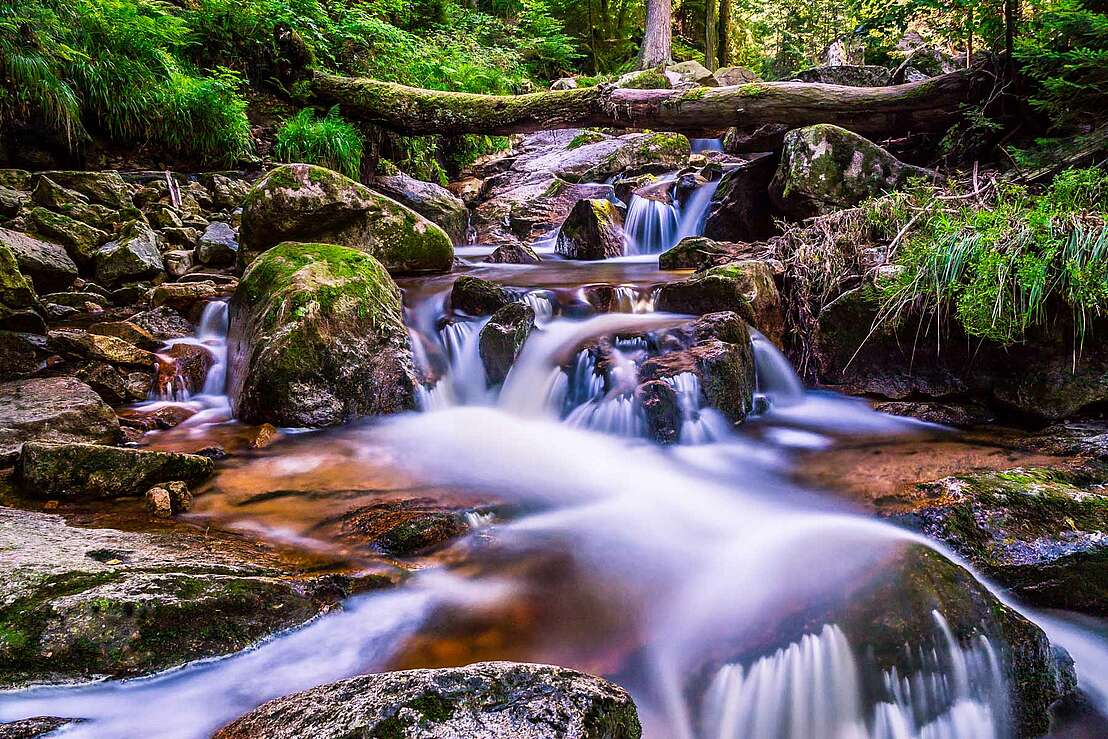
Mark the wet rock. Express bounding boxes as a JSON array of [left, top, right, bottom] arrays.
[[228, 242, 418, 427], [713, 66, 760, 86], [144, 481, 192, 518], [150, 280, 229, 316], [75, 361, 145, 405], [239, 164, 453, 275], [896, 465, 1108, 617], [793, 65, 892, 86], [163, 249, 195, 278], [214, 661, 642, 739], [658, 236, 761, 271], [475, 173, 614, 246], [0, 717, 76, 738], [639, 312, 756, 433], [48, 328, 155, 367], [0, 332, 42, 380], [319, 498, 470, 556], [0, 306, 45, 335], [26, 207, 109, 265], [0, 506, 323, 688], [370, 172, 470, 245], [450, 275, 511, 316], [510, 132, 690, 184], [702, 154, 776, 242], [88, 320, 161, 350], [0, 378, 120, 461], [0, 185, 25, 219], [157, 342, 215, 396], [655, 261, 784, 346], [556, 199, 625, 260], [770, 125, 934, 219], [0, 229, 77, 293], [197, 222, 238, 265], [17, 442, 214, 499], [118, 404, 195, 432], [128, 306, 195, 340], [33, 171, 133, 209], [480, 302, 536, 384], [636, 379, 682, 445], [486, 242, 540, 264], [94, 221, 164, 287]]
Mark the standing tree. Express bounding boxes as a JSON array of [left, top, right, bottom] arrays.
[[706, 0, 720, 70], [638, 0, 673, 69], [718, 0, 732, 67]]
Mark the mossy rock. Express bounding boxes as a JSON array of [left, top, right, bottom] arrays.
[[0, 241, 36, 311], [94, 220, 165, 288], [900, 464, 1108, 617], [17, 442, 214, 499], [32, 171, 133, 209], [228, 242, 419, 427], [239, 164, 453, 275], [26, 207, 109, 265], [655, 260, 784, 345], [616, 69, 672, 90], [479, 302, 537, 385], [556, 199, 625, 260], [770, 125, 934, 219]]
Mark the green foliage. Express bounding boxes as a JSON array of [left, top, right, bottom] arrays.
[[274, 107, 364, 179], [876, 167, 1108, 346]]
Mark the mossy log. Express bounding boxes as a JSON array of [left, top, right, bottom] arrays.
[[309, 68, 989, 138]]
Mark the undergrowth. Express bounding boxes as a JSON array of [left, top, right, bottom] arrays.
[[274, 107, 363, 179]]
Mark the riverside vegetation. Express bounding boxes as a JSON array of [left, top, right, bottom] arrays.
[[0, 1, 1107, 738]]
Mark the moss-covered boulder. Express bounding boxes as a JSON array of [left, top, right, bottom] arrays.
[[0, 378, 120, 461], [0, 506, 325, 688], [556, 199, 625, 260], [17, 442, 213, 499], [0, 241, 36, 312], [228, 242, 419, 427], [665, 60, 718, 87], [32, 171, 133, 209], [450, 275, 511, 316], [0, 228, 77, 293], [480, 302, 536, 384], [94, 220, 165, 287], [896, 465, 1108, 617], [770, 125, 933, 218], [238, 164, 453, 275], [658, 236, 759, 271], [214, 661, 642, 739], [655, 260, 784, 346], [616, 68, 672, 89], [26, 207, 109, 265], [370, 171, 470, 245]]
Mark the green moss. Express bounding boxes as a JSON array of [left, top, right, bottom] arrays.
[[567, 131, 607, 150], [736, 83, 768, 98], [620, 69, 669, 90], [682, 87, 708, 101]]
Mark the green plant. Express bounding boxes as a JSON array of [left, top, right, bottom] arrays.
[[274, 107, 364, 179]]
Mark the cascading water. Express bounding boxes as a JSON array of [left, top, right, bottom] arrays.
[[624, 194, 679, 255], [691, 138, 724, 153], [675, 177, 722, 242]]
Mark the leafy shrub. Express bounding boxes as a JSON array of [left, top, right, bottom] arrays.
[[274, 107, 364, 179]]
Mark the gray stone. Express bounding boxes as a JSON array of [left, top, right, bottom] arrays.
[[17, 442, 214, 499], [0, 228, 78, 293], [94, 221, 164, 287], [197, 222, 238, 265], [0, 378, 119, 460], [370, 172, 470, 245]]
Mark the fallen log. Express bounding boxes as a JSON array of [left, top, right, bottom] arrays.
[[309, 68, 991, 139]]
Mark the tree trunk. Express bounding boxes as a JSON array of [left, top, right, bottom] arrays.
[[637, 0, 672, 69], [705, 0, 719, 72], [309, 68, 990, 142], [718, 0, 731, 68]]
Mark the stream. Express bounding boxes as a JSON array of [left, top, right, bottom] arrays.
[[2, 164, 1107, 738]]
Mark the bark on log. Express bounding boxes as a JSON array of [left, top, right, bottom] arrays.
[[309, 68, 990, 140]]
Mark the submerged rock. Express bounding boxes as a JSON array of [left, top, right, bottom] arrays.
[[450, 275, 511, 316], [897, 465, 1108, 617], [655, 261, 784, 346], [770, 125, 933, 218], [556, 199, 625, 260], [314, 498, 471, 556], [17, 442, 214, 499], [486, 242, 541, 264], [480, 302, 536, 384], [0, 378, 120, 461], [238, 164, 453, 275], [214, 661, 642, 739], [228, 242, 418, 427], [0, 506, 323, 688], [370, 172, 470, 245]]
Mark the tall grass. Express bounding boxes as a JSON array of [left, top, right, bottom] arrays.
[[274, 107, 363, 179]]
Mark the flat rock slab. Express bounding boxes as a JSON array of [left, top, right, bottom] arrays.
[[16, 442, 213, 499], [215, 661, 642, 739], [0, 378, 119, 462]]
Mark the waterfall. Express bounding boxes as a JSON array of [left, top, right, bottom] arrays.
[[418, 318, 490, 409], [624, 195, 679, 255], [691, 138, 724, 153], [611, 286, 655, 313], [676, 177, 722, 242], [665, 372, 733, 444], [751, 330, 806, 409], [519, 290, 556, 324]]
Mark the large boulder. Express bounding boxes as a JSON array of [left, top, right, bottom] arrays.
[[510, 132, 690, 184], [17, 442, 214, 499], [713, 66, 759, 86], [480, 302, 536, 384], [665, 60, 717, 88], [228, 242, 419, 427], [238, 164, 453, 275], [214, 661, 642, 739], [556, 199, 625, 260], [370, 172, 470, 245], [702, 155, 776, 243], [655, 261, 784, 346], [0, 229, 77, 293], [793, 65, 892, 86], [0, 506, 325, 688], [895, 464, 1108, 617], [658, 236, 762, 271], [770, 125, 933, 219], [197, 222, 239, 266], [0, 378, 120, 461], [474, 173, 614, 247], [26, 207, 109, 265], [94, 220, 165, 287], [32, 171, 133, 209]]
